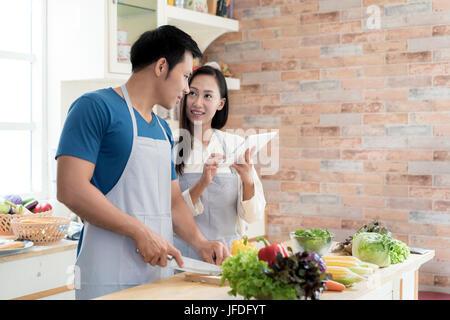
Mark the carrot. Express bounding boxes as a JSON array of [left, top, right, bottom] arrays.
[[325, 279, 346, 292]]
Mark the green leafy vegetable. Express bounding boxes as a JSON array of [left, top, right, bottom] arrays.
[[221, 249, 296, 300], [294, 228, 332, 239], [352, 232, 391, 267], [389, 238, 410, 264], [352, 232, 410, 267], [263, 249, 328, 300]]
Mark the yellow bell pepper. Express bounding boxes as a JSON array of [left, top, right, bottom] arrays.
[[230, 235, 256, 256]]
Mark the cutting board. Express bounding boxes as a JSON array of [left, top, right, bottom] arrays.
[[184, 273, 228, 286]]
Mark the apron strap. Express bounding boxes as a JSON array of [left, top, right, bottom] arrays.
[[121, 85, 170, 144], [121, 84, 138, 137]]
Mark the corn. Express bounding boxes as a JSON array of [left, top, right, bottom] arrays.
[[348, 266, 373, 277], [326, 266, 365, 287], [324, 259, 359, 268], [323, 255, 361, 263]]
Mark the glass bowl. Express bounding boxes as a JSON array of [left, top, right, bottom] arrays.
[[289, 231, 333, 256]]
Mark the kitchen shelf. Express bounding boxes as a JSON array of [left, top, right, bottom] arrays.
[[165, 5, 239, 52]]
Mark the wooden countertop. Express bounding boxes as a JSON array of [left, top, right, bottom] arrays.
[[0, 237, 78, 263], [97, 241, 435, 300]]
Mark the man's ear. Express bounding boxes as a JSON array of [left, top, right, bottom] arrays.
[[154, 57, 167, 77]]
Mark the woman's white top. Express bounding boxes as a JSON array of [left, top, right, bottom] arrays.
[[179, 129, 266, 236]]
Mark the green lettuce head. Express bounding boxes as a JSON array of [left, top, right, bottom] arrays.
[[352, 232, 391, 267]]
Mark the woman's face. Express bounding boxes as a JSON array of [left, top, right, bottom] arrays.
[[185, 74, 225, 128]]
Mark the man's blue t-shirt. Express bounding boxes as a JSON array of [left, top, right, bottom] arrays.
[[56, 87, 178, 196]]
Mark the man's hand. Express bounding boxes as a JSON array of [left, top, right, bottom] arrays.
[[195, 240, 230, 266], [134, 224, 184, 268]]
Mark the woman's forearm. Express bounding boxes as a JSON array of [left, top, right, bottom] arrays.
[[242, 180, 255, 201], [188, 179, 208, 204]]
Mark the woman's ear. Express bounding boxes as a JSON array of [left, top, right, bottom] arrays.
[[154, 58, 167, 77], [217, 98, 226, 111]]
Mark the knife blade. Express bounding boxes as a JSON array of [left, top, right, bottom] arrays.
[[167, 254, 222, 275]]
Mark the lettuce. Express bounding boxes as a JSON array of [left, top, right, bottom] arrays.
[[352, 232, 391, 267], [389, 238, 410, 264], [221, 249, 296, 300], [352, 232, 410, 267]]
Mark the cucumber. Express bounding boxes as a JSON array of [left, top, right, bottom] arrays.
[[22, 197, 35, 205]]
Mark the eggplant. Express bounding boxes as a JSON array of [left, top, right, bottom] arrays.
[[4, 194, 22, 205], [25, 199, 39, 211]]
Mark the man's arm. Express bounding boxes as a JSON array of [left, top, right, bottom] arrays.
[[171, 179, 229, 265], [57, 155, 183, 267]]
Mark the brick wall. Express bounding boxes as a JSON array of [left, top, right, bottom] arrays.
[[204, 0, 450, 293]]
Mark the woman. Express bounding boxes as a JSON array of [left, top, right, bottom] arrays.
[[174, 65, 266, 260]]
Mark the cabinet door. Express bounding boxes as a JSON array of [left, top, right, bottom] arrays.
[[108, 0, 161, 75]]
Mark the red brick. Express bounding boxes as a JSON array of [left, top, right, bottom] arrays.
[[409, 62, 450, 75], [342, 102, 384, 113], [281, 70, 320, 81], [363, 41, 407, 54], [301, 103, 341, 114], [344, 78, 385, 89], [320, 137, 362, 148], [300, 11, 340, 25], [262, 60, 299, 71], [300, 126, 340, 136], [341, 173, 384, 184], [433, 0, 450, 12], [364, 208, 409, 221], [434, 75, 450, 86], [281, 24, 319, 37], [262, 38, 300, 49], [363, 185, 409, 197], [281, 47, 320, 59], [302, 216, 341, 229], [364, 161, 408, 173], [364, 113, 408, 124], [386, 26, 432, 40], [386, 150, 433, 161], [244, 94, 280, 105], [342, 196, 385, 208], [261, 105, 302, 115], [342, 31, 385, 44], [322, 183, 361, 195], [386, 51, 432, 64], [280, 159, 320, 171], [342, 150, 385, 160], [320, 21, 362, 34], [280, 182, 320, 192], [386, 174, 433, 186]]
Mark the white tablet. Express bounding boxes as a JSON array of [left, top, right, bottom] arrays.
[[222, 132, 278, 165]]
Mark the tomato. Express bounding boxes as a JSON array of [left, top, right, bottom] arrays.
[[33, 203, 52, 213]]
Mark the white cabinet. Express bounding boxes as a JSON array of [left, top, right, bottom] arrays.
[[53, 0, 240, 130], [0, 241, 77, 300], [50, 0, 240, 84]]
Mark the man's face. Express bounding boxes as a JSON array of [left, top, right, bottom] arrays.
[[159, 51, 193, 110]]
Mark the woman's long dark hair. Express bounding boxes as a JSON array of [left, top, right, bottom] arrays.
[[175, 65, 229, 175]]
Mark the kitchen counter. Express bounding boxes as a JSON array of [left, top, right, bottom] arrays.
[[0, 237, 78, 263], [0, 237, 78, 300], [97, 241, 435, 300]]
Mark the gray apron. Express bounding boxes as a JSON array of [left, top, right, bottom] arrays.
[[173, 131, 240, 260], [75, 84, 173, 300]]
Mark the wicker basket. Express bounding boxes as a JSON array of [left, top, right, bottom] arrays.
[[11, 215, 69, 245], [0, 210, 53, 236]]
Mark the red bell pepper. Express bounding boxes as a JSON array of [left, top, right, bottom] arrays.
[[33, 202, 52, 213], [256, 237, 289, 267]]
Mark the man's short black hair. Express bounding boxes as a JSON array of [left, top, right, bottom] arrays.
[[130, 25, 203, 74]]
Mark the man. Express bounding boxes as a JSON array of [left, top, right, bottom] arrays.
[[56, 25, 229, 300]]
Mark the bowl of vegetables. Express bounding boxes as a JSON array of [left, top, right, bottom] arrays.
[[290, 228, 334, 256]]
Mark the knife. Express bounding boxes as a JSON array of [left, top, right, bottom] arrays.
[[167, 254, 222, 275]]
